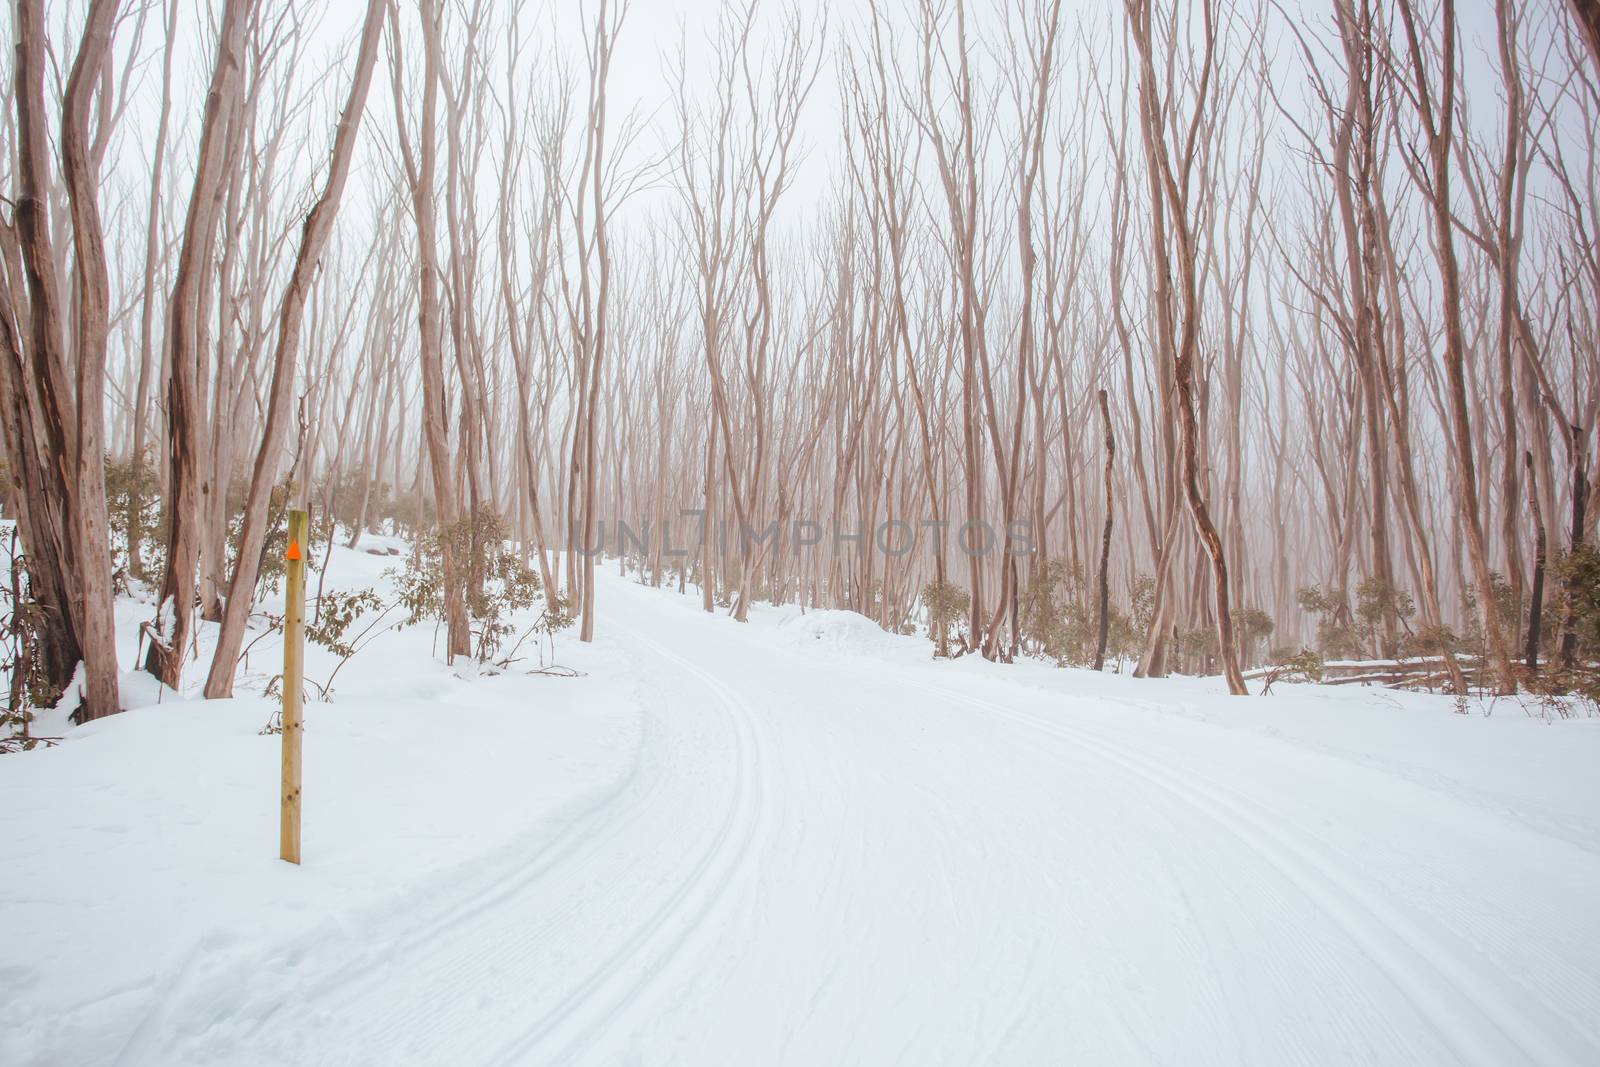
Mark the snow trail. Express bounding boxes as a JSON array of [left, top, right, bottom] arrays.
[[904, 677, 1594, 1066], [133, 624, 767, 1066], [6, 566, 1600, 1065], [486, 625, 772, 1065]]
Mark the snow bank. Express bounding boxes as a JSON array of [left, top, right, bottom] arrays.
[[772, 608, 918, 660], [0, 546, 642, 1066]]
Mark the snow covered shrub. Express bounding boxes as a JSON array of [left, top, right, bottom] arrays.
[[1298, 579, 1416, 662], [503, 588, 576, 671], [1462, 572, 1518, 657], [713, 558, 741, 608], [327, 471, 392, 536], [1128, 574, 1156, 638], [639, 553, 687, 591], [227, 481, 296, 597], [1175, 624, 1219, 674], [392, 544, 444, 624], [1354, 577, 1414, 654], [103, 452, 164, 582], [1521, 545, 1600, 712], [304, 588, 392, 698], [1020, 560, 1096, 666], [1510, 547, 1595, 670], [1551, 544, 1600, 658], [922, 578, 970, 657], [1101, 607, 1144, 668], [1296, 584, 1360, 660], [0, 528, 59, 751], [391, 509, 570, 667], [1260, 648, 1324, 693], [1087, 573, 1159, 669], [1231, 607, 1275, 666], [1523, 667, 1600, 718], [1403, 622, 1462, 661], [385, 488, 438, 541], [257, 585, 396, 706], [470, 543, 544, 663], [855, 580, 915, 635], [1172, 610, 1272, 674]]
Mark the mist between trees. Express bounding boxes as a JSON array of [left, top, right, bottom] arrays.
[[3, 0, 1600, 724]]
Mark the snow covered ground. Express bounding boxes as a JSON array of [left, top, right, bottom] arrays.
[[3, 547, 1600, 1065]]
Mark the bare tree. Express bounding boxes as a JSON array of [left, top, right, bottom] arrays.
[[3, 0, 125, 718], [144, 0, 255, 688], [1125, 0, 1247, 694], [204, 0, 388, 697], [1394, 0, 1515, 693], [389, 0, 470, 659]]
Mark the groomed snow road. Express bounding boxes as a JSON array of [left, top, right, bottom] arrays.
[[10, 568, 1600, 1066]]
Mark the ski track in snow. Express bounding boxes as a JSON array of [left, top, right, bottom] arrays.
[[119, 611, 771, 1067], [899, 677, 1592, 1066], [485, 626, 771, 1065], [8, 567, 1600, 1065]]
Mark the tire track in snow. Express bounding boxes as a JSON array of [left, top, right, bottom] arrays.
[[907, 678, 1596, 1067]]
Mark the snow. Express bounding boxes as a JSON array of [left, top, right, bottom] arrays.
[[349, 531, 407, 557], [3, 551, 1600, 1065]]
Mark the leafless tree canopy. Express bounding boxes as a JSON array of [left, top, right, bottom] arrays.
[[4, 0, 1600, 716]]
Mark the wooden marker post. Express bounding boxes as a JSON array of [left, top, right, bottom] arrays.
[[281, 509, 308, 864]]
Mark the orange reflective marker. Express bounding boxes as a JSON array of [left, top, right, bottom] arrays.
[[287, 539, 302, 561]]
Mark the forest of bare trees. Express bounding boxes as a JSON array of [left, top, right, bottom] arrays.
[[4, 0, 1600, 722]]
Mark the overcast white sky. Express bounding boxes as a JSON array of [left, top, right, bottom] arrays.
[[61, 0, 1543, 280], [280, 0, 1514, 207]]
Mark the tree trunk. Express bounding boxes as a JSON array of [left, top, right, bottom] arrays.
[[145, 0, 253, 688], [1559, 424, 1590, 670], [9, 0, 125, 719], [391, 0, 470, 660], [1524, 451, 1546, 671], [204, 0, 388, 697], [1093, 389, 1115, 672]]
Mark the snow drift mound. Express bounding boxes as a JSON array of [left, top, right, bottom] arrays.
[[776, 609, 917, 660]]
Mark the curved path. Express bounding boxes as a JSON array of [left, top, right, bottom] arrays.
[[154, 575, 1600, 1065]]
